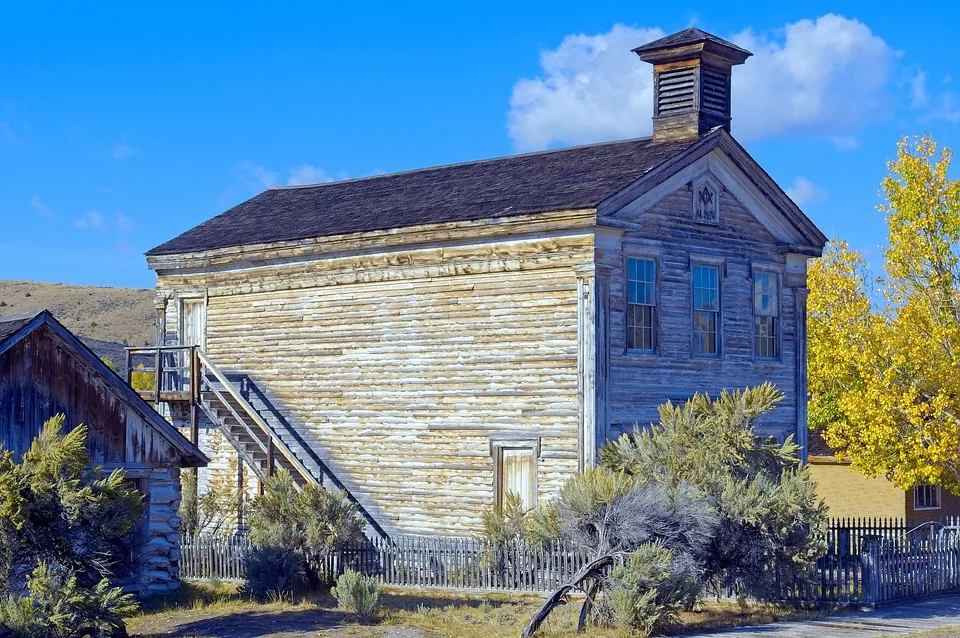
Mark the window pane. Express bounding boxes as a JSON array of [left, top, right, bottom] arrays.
[[754, 273, 778, 317], [501, 448, 535, 510], [627, 258, 656, 351], [754, 316, 778, 358], [627, 305, 654, 351], [693, 266, 719, 311], [693, 310, 717, 354], [915, 484, 941, 509]]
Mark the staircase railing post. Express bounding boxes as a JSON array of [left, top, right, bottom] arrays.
[[154, 348, 163, 408], [190, 347, 199, 445], [267, 438, 275, 478]]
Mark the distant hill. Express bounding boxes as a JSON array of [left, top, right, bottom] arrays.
[[0, 280, 155, 375]]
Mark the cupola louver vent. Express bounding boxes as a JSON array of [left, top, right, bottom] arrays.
[[634, 27, 752, 142], [656, 68, 696, 115], [700, 67, 729, 115]]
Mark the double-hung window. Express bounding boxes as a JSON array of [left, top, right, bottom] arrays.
[[692, 265, 720, 355], [754, 272, 779, 358], [914, 484, 941, 510], [626, 257, 656, 351]]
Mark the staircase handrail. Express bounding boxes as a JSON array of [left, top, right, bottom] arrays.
[[196, 350, 315, 487]]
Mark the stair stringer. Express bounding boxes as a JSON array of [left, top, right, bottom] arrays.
[[228, 374, 401, 541]]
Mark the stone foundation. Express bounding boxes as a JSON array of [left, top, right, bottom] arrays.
[[139, 466, 184, 595]]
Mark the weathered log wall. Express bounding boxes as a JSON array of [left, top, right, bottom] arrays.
[[157, 226, 595, 535]]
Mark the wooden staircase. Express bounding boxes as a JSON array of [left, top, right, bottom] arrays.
[[126, 346, 391, 540]]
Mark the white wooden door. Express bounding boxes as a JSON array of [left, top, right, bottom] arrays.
[[180, 299, 206, 350], [178, 299, 206, 392]]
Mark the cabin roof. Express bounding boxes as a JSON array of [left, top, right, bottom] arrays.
[[147, 136, 698, 256], [0, 314, 36, 342], [0, 310, 208, 467]]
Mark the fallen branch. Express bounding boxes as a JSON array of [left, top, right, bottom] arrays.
[[521, 553, 619, 637]]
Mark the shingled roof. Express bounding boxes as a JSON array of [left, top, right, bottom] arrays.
[[631, 27, 751, 57], [147, 136, 698, 257], [0, 314, 37, 344]]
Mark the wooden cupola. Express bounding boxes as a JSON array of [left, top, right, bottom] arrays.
[[633, 28, 752, 143]]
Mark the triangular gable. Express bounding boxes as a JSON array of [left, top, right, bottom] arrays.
[[0, 311, 207, 467], [597, 128, 827, 254]]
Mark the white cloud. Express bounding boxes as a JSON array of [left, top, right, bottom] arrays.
[[233, 161, 279, 191], [29, 195, 53, 217], [287, 164, 334, 186], [826, 135, 860, 151], [508, 25, 663, 151], [785, 177, 827, 206], [910, 71, 929, 109], [116, 240, 133, 253], [73, 211, 104, 230], [116, 213, 134, 231], [110, 138, 140, 160], [507, 15, 896, 150]]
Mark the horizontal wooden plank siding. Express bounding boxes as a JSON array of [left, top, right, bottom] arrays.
[[157, 230, 594, 535], [601, 185, 800, 442]]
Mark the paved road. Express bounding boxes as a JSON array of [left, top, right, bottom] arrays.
[[686, 597, 960, 637]]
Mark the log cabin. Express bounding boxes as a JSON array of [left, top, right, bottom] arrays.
[[0, 310, 208, 593], [142, 28, 827, 537]]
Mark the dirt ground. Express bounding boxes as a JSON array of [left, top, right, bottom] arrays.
[[129, 604, 440, 638]]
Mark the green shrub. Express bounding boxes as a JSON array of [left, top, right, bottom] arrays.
[[332, 569, 382, 621], [0, 562, 138, 637], [607, 543, 701, 634], [244, 469, 365, 594], [600, 384, 828, 598], [0, 416, 143, 636], [243, 546, 309, 600]]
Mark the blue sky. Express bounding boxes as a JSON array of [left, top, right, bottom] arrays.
[[0, 0, 957, 288]]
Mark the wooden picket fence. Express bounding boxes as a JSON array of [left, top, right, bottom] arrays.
[[180, 517, 960, 604], [180, 535, 249, 581], [180, 534, 593, 591]]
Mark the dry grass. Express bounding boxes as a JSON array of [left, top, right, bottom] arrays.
[[128, 581, 838, 638], [0, 279, 154, 346]]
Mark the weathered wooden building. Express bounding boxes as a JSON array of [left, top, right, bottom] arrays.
[[143, 28, 826, 536], [0, 310, 208, 593]]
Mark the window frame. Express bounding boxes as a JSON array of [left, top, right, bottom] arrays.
[[914, 484, 942, 511], [490, 438, 540, 511], [751, 265, 782, 361], [624, 251, 660, 354], [690, 257, 724, 358]]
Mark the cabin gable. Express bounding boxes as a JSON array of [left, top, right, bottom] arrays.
[[0, 316, 204, 468]]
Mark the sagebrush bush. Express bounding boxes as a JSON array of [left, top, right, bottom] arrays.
[[607, 543, 701, 634], [244, 469, 366, 594], [0, 416, 143, 637], [332, 569, 382, 621], [242, 546, 309, 600]]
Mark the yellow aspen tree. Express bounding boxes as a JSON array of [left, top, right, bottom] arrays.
[[809, 135, 960, 493]]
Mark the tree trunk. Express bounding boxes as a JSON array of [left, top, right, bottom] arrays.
[[521, 554, 617, 638], [577, 578, 601, 632]]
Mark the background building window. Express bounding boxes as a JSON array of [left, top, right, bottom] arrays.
[[914, 484, 941, 510], [754, 272, 779, 358], [496, 447, 536, 510], [627, 257, 656, 351], [693, 265, 720, 355]]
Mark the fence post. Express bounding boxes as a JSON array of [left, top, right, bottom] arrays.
[[861, 535, 882, 607]]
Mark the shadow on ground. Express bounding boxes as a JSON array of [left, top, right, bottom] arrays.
[[132, 607, 358, 638]]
